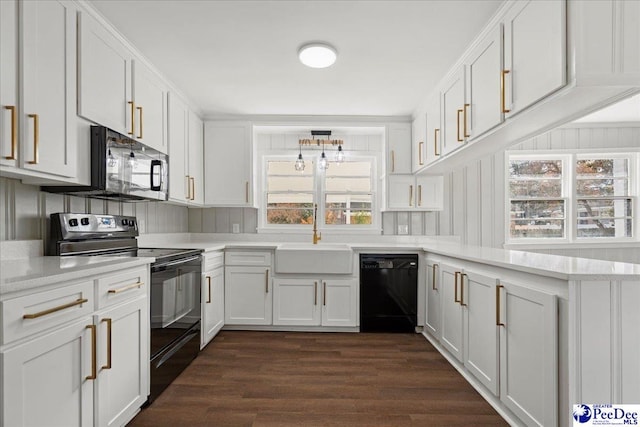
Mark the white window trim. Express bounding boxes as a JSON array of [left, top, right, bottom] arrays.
[[505, 149, 640, 246], [258, 153, 381, 234]]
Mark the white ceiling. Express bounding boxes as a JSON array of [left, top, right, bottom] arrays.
[[88, 0, 503, 118]]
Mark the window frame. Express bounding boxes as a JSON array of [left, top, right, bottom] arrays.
[[505, 149, 639, 246], [259, 154, 380, 234]]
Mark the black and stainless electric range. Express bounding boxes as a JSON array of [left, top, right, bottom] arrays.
[[48, 212, 202, 403]]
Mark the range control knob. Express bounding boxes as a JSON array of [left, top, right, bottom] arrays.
[[80, 217, 90, 226], [69, 219, 78, 227], [121, 219, 129, 226], [129, 219, 136, 227]]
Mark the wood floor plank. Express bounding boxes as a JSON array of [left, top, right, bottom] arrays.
[[128, 331, 508, 426]]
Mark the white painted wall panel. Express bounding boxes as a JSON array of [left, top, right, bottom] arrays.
[[621, 280, 640, 403]]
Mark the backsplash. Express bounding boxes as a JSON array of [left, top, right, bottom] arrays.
[[0, 177, 188, 247]]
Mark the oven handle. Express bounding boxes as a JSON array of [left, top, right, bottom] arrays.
[[152, 255, 201, 269], [150, 159, 163, 191], [153, 328, 199, 369]]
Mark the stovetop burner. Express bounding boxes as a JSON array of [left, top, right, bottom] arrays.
[[138, 248, 202, 264]]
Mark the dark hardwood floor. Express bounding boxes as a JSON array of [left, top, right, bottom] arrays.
[[129, 331, 508, 427]]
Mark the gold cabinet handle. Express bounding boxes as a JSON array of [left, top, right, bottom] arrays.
[[27, 114, 39, 164], [23, 298, 88, 319], [323, 282, 327, 306], [391, 150, 395, 173], [185, 175, 191, 200], [463, 104, 470, 138], [86, 324, 97, 380], [456, 109, 463, 142], [496, 284, 505, 327], [460, 273, 468, 307], [314, 281, 318, 306], [108, 282, 143, 294], [245, 181, 249, 203], [190, 177, 195, 200], [501, 70, 511, 113], [418, 184, 422, 207], [128, 101, 135, 135], [136, 106, 143, 138], [432, 264, 438, 290], [265, 269, 269, 293], [454, 272, 461, 303], [4, 106, 17, 160], [101, 318, 112, 370], [434, 129, 440, 156], [409, 185, 413, 207], [419, 141, 424, 165], [206, 276, 212, 303]]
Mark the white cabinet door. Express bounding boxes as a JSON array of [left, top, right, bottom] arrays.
[[503, 0, 566, 115], [95, 296, 149, 427], [387, 175, 415, 210], [439, 263, 463, 362], [188, 112, 204, 205], [2, 318, 94, 427], [424, 96, 441, 166], [411, 113, 426, 172], [224, 266, 272, 325], [462, 270, 499, 396], [388, 123, 412, 174], [415, 176, 443, 211], [499, 280, 557, 427], [204, 122, 253, 206], [0, 0, 18, 168], [77, 11, 132, 137], [425, 260, 440, 340], [467, 25, 503, 139], [20, 0, 77, 177], [273, 278, 321, 326], [202, 267, 224, 348], [440, 67, 467, 156], [322, 279, 357, 327], [168, 92, 189, 203], [132, 60, 167, 154]]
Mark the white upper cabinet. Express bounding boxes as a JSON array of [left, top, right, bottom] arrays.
[[387, 123, 412, 175], [78, 11, 132, 138], [440, 66, 467, 157], [132, 60, 168, 153], [411, 112, 426, 172], [168, 92, 189, 203], [204, 121, 253, 206], [187, 111, 204, 205], [387, 175, 443, 211], [466, 25, 504, 140], [424, 96, 441, 167], [503, 0, 566, 116], [0, 0, 18, 169]]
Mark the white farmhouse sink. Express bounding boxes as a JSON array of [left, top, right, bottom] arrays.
[[275, 243, 353, 274]]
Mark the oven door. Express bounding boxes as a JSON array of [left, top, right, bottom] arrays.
[[149, 255, 201, 358]]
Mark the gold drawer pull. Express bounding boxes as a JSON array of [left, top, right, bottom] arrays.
[[101, 318, 112, 370], [4, 105, 17, 160], [391, 150, 395, 173], [501, 70, 511, 113], [460, 273, 468, 307], [190, 177, 195, 200], [463, 104, 470, 138], [108, 282, 144, 294], [409, 185, 413, 207], [136, 106, 143, 138], [128, 101, 135, 135], [418, 184, 422, 207], [456, 109, 463, 142], [265, 269, 269, 293], [434, 129, 440, 156], [206, 276, 212, 303], [27, 113, 39, 164], [432, 264, 438, 290], [323, 282, 327, 306], [419, 141, 424, 165], [314, 281, 318, 305], [245, 181, 249, 203], [86, 324, 97, 380], [454, 272, 461, 303], [23, 298, 88, 319], [496, 284, 505, 327]]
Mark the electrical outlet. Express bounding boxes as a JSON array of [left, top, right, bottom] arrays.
[[232, 223, 240, 234], [398, 225, 409, 235]]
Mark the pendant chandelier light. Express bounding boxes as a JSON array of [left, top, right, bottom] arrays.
[[297, 130, 344, 171]]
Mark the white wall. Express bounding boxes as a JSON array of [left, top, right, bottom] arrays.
[[0, 177, 188, 249]]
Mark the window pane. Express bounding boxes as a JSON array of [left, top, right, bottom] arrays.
[[510, 219, 565, 238], [577, 218, 632, 238], [577, 198, 632, 219], [510, 200, 565, 219], [268, 160, 314, 176], [266, 194, 314, 224], [326, 161, 371, 177], [325, 194, 372, 225], [576, 179, 629, 196], [509, 160, 562, 178], [325, 177, 371, 192], [509, 180, 562, 197], [267, 193, 314, 204], [268, 176, 314, 192], [576, 159, 628, 178]]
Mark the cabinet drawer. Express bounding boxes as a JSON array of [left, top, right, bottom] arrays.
[[97, 267, 147, 309], [225, 250, 272, 267], [203, 251, 224, 271], [1, 280, 94, 345]]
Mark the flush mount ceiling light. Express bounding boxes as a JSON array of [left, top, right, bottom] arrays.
[[298, 43, 337, 68]]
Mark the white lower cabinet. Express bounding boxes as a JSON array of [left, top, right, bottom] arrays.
[[202, 266, 224, 348], [424, 260, 440, 339], [272, 277, 357, 327], [224, 266, 272, 325], [439, 262, 464, 361]]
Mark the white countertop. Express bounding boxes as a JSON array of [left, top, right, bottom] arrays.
[[0, 256, 154, 298]]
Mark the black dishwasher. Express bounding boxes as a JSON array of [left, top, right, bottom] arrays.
[[360, 254, 418, 332]]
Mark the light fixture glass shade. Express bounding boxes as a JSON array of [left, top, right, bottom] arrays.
[[319, 151, 329, 170], [128, 151, 137, 168], [298, 43, 337, 68], [335, 145, 344, 164], [295, 153, 305, 171]]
